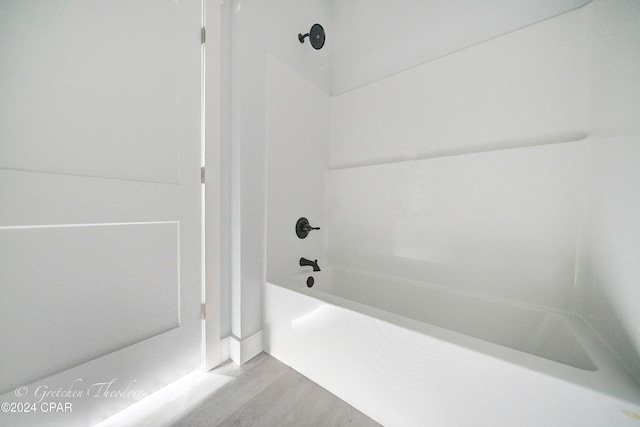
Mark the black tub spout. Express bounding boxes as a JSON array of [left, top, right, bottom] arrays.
[[300, 257, 321, 272]]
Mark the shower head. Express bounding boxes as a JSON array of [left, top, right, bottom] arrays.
[[298, 23, 325, 50]]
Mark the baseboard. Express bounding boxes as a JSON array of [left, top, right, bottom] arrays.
[[230, 330, 263, 365]]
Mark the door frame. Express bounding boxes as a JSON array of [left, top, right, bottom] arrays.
[[203, 0, 224, 371]]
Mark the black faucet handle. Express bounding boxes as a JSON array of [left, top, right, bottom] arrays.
[[296, 217, 320, 239]]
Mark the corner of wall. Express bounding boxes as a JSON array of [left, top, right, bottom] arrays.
[[229, 330, 264, 365]]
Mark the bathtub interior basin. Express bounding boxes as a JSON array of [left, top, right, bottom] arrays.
[[299, 267, 597, 371]]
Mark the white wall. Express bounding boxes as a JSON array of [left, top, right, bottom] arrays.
[[330, 0, 592, 94], [580, 0, 640, 381], [229, 0, 330, 347], [266, 55, 329, 281], [327, 8, 590, 311]]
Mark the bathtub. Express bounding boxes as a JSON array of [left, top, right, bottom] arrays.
[[263, 267, 640, 426]]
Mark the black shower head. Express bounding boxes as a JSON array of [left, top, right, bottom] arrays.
[[298, 23, 325, 50]]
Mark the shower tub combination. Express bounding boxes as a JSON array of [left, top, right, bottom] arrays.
[[264, 267, 640, 426]]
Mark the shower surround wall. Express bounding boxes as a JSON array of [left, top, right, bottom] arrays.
[[259, 0, 640, 387], [323, 0, 640, 381], [327, 9, 590, 313], [266, 55, 329, 281], [581, 0, 640, 381], [228, 0, 330, 362]]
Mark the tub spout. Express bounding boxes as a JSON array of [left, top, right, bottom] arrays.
[[300, 257, 321, 272]]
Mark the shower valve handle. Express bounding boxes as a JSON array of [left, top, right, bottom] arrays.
[[296, 217, 320, 239]]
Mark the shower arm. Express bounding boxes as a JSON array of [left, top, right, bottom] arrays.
[[298, 33, 311, 43]]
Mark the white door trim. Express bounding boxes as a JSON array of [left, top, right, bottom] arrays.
[[203, 0, 224, 371]]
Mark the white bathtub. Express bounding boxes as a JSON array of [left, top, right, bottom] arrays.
[[263, 267, 640, 426]]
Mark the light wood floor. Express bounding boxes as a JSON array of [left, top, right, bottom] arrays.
[[170, 353, 381, 427]]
